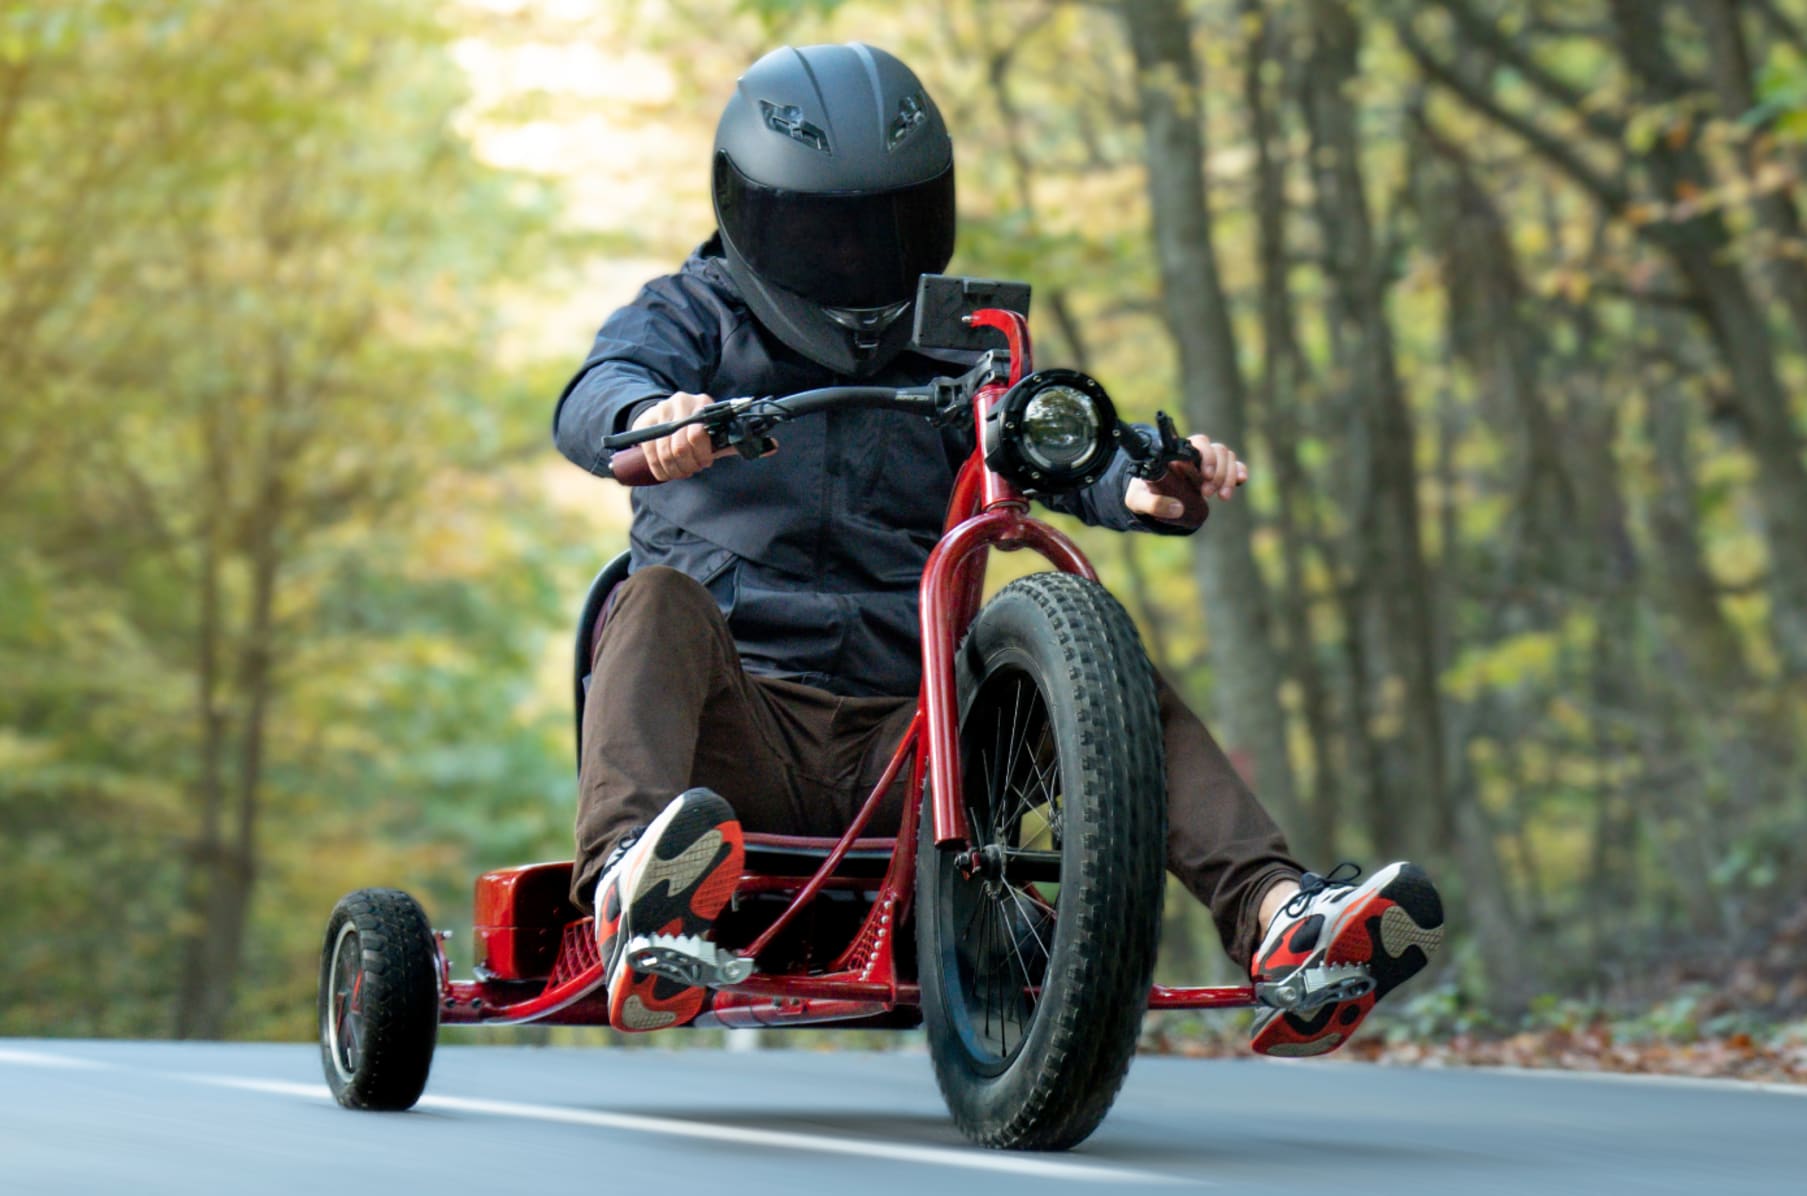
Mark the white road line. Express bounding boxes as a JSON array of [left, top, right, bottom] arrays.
[[183, 1075, 1190, 1185], [0, 1048, 113, 1070]]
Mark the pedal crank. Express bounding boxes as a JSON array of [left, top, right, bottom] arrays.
[[1254, 961, 1374, 1014], [625, 934, 754, 988]]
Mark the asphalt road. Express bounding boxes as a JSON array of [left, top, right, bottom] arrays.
[[2, 1038, 1802, 1193]]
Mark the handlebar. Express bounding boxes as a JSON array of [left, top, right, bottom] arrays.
[[599, 370, 1211, 533], [600, 378, 962, 487], [602, 387, 936, 452]]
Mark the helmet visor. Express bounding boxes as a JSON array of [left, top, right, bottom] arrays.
[[715, 151, 955, 308]]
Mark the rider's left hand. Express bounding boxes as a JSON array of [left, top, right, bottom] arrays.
[[1124, 434, 1248, 522]]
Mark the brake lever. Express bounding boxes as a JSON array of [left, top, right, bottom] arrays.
[[718, 416, 779, 461], [1124, 410, 1202, 479], [601, 398, 755, 452]]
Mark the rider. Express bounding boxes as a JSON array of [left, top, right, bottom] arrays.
[[552, 42, 1443, 1050]]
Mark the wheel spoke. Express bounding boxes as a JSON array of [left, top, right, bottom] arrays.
[[999, 894, 1039, 995], [983, 892, 999, 1045], [1028, 725, 1059, 807], [995, 680, 1027, 837], [1000, 700, 1054, 842], [960, 885, 987, 938], [982, 746, 1004, 830], [1002, 881, 1052, 964], [993, 900, 1029, 1055]]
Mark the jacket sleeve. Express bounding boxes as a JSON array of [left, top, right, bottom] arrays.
[[552, 272, 724, 477], [1039, 423, 1198, 536]]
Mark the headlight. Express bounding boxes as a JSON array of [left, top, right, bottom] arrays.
[[983, 369, 1119, 494]]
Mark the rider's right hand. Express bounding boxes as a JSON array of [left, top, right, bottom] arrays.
[[633, 392, 723, 482]]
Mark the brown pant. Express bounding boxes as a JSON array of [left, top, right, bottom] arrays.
[[573, 566, 1302, 968]]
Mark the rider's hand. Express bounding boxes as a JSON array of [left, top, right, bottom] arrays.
[[1124, 434, 1248, 522], [633, 392, 726, 482]]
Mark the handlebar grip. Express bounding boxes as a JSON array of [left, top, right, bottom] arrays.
[[606, 445, 662, 487], [1146, 461, 1210, 531]]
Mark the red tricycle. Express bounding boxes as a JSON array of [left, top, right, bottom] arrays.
[[317, 276, 1359, 1150]]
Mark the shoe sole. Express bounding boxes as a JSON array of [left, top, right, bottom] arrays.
[[603, 790, 744, 1033], [1251, 863, 1444, 1057]]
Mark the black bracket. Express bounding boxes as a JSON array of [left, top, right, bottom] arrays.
[[1122, 411, 1201, 479]]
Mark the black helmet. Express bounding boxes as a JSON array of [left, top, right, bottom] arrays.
[[712, 43, 956, 377]]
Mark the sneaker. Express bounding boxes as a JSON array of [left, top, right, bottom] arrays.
[[1248, 861, 1444, 1058], [594, 788, 744, 1033]]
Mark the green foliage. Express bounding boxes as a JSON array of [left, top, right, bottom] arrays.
[[0, 0, 581, 1039], [1752, 45, 1807, 140]]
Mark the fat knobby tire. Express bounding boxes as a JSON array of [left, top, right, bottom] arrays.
[[318, 887, 441, 1111], [917, 572, 1166, 1150]]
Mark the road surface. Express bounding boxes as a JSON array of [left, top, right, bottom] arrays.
[[2, 1039, 1801, 1193]]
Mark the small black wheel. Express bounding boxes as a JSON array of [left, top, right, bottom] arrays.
[[917, 572, 1166, 1150], [318, 888, 441, 1111]]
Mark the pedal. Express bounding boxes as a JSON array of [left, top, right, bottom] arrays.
[[1254, 962, 1374, 1013], [625, 934, 754, 988]]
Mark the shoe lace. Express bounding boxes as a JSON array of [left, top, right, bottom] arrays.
[[1282, 861, 1362, 918]]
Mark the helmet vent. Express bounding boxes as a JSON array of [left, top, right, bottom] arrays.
[[759, 100, 830, 154], [887, 93, 927, 151]]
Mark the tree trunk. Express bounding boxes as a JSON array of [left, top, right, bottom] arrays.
[[1645, 347, 1756, 692], [1686, 0, 1807, 340], [1119, 0, 1308, 847], [1301, 0, 1540, 1001], [1298, 0, 1447, 857], [197, 479, 281, 1039], [1241, 0, 1339, 861], [1668, 245, 1807, 671], [172, 391, 231, 1040], [975, 19, 1182, 682], [172, 362, 290, 1038]]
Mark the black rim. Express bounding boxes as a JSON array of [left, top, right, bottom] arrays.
[[327, 921, 365, 1081], [944, 664, 1063, 1072]]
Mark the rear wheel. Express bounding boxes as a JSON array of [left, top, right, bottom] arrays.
[[917, 572, 1166, 1150], [318, 888, 441, 1111]]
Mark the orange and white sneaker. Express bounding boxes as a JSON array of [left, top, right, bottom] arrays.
[[1249, 862, 1444, 1058], [594, 788, 744, 1033]]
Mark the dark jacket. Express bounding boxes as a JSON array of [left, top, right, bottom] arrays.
[[553, 238, 1175, 697]]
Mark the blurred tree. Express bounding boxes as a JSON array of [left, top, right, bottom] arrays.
[[1119, 0, 1310, 858], [0, 0, 573, 1038]]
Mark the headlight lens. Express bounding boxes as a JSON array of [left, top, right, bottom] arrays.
[[1021, 386, 1101, 470], [982, 368, 1119, 494]]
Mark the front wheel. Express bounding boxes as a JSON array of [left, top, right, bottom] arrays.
[[917, 571, 1166, 1150], [318, 888, 441, 1111]]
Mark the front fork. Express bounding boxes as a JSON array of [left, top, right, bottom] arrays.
[[917, 508, 1097, 847]]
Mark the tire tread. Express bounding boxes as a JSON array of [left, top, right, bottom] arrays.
[[318, 887, 440, 1111], [920, 572, 1165, 1150]]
